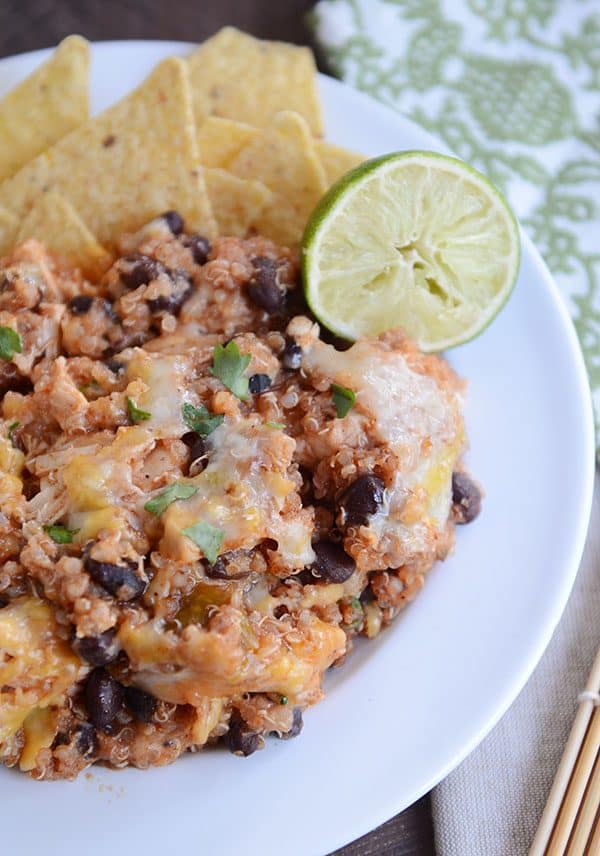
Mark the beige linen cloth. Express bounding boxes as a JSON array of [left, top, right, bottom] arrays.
[[431, 481, 599, 854]]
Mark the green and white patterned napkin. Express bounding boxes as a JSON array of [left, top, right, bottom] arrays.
[[311, 0, 600, 437]]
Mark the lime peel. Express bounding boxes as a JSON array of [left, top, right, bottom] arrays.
[[302, 151, 520, 352]]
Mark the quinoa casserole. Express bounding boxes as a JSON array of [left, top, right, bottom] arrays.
[[0, 213, 481, 779]]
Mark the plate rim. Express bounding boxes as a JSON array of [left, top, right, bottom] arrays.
[[0, 38, 595, 854]]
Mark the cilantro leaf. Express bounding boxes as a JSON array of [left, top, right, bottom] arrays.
[[79, 379, 102, 399], [7, 421, 19, 447], [265, 421, 285, 429], [43, 524, 80, 544], [182, 521, 224, 564], [331, 383, 356, 418], [210, 341, 250, 400], [144, 482, 199, 517], [126, 396, 151, 423], [182, 402, 224, 437], [0, 326, 22, 362], [279, 695, 288, 705]]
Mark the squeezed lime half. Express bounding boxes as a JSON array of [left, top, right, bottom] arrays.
[[302, 151, 520, 351]]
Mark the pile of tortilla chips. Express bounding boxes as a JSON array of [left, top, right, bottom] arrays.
[[0, 28, 365, 279]]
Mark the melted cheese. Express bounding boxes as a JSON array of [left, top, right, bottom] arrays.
[[119, 609, 346, 702], [20, 707, 58, 772], [126, 350, 192, 438], [0, 435, 24, 477], [303, 339, 457, 453], [161, 418, 314, 568], [303, 338, 463, 542], [0, 598, 85, 745], [63, 425, 151, 540]]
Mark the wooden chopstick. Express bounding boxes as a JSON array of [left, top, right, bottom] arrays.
[[585, 804, 600, 853], [530, 647, 600, 855], [566, 748, 600, 854]]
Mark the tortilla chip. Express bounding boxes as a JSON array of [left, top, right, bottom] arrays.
[[188, 27, 323, 136], [17, 193, 113, 279], [316, 141, 364, 187], [0, 207, 19, 257], [198, 117, 260, 169], [205, 169, 272, 237], [229, 110, 327, 247], [0, 57, 216, 248], [0, 35, 90, 183]]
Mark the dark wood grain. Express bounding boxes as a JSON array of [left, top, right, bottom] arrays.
[[0, 3, 436, 854]]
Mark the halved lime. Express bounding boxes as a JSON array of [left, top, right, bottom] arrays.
[[302, 151, 520, 351]]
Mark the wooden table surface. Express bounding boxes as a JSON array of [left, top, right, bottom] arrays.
[[0, 2, 436, 853]]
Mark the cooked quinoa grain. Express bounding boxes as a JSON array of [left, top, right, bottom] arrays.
[[0, 215, 477, 779]]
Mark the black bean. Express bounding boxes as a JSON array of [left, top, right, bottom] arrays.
[[227, 710, 262, 757], [105, 358, 125, 375], [204, 555, 229, 579], [120, 254, 165, 290], [186, 433, 207, 461], [124, 685, 157, 723], [75, 723, 99, 758], [84, 551, 147, 601], [74, 628, 119, 667], [101, 298, 120, 322], [182, 433, 207, 476], [276, 708, 303, 740], [281, 337, 302, 370], [51, 731, 70, 749], [146, 268, 193, 315], [161, 210, 184, 235], [183, 234, 211, 265], [451, 472, 482, 524], [68, 295, 94, 315], [0, 364, 33, 397], [247, 257, 285, 312], [248, 373, 271, 394], [309, 540, 356, 583], [339, 474, 386, 527], [84, 668, 123, 734]]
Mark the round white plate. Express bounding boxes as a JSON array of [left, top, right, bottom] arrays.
[[0, 41, 595, 856]]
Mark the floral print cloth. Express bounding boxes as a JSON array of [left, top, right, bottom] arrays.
[[311, 0, 600, 437]]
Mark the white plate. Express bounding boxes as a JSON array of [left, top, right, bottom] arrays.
[[0, 41, 595, 856]]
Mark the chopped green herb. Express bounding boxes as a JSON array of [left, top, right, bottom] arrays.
[[210, 341, 250, 400], [279, 695, 288, 706], [7, 421, 19, 446], [265, 421, 285, 429], [43, 524, 80, 544], [0, 326, 22, 362], [126, 396, 151, 423], [182, 521, 224, 564], [145, 482, 199, 517], [349, 596, 363, 630], [331, 383, 356, 418], [182, 402, 224, 437], [79, 379, 102, 399]]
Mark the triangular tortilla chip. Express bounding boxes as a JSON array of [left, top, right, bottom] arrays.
[[0, 58, 216, 249], [17, 193, 113, 280], [0, 207, 18, 257], [198, 117, 260, 169], [316, 141, 364, 187], [0, 35, 90, 182], [188, 27, 323, 135], [229, 111, 326, 247], [205, 169, 272, 236]]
